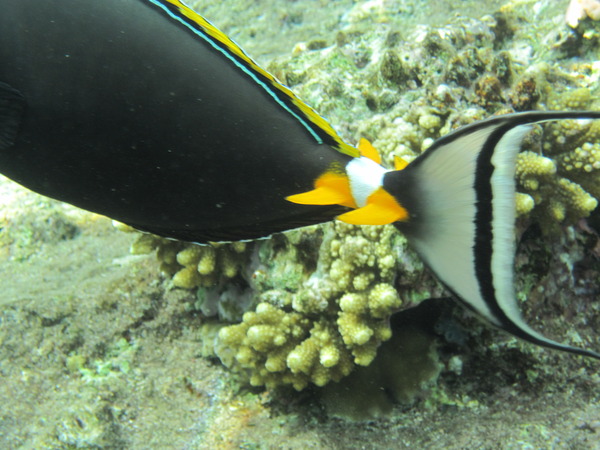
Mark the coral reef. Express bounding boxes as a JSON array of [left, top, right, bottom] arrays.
[[128, 233, 255, 321], [320, 303, 444, 421], [125, 2, 600, 391], [130, 233, 248, 289], [216, 302, 355, 390], [214, 223, 439, 390], [126, 221, 439, 390], [514, 88, 600, 230], [121, 202, 443, 391], [4, 1, 600, 447]]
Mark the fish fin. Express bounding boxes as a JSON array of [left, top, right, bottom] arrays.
[[337, 187, 408, 225], [151, 1, 360, 158], [394, 155, 409, 170], [0, 82, 25, 151], [286, 186, 349, 206], [391, 110, 600, 359], [358, 138, 381, 164], [286, 171, 356, 208]]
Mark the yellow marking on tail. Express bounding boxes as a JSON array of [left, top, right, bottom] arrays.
[[286, 172, 356, 208], [336, 187, 408, 225], [358, 138, 381, 164], [394, 155, 409, 170]]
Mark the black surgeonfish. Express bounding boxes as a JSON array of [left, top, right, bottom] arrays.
[[0, 0, 599, 359]]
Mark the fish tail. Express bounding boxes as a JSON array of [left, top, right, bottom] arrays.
[[386, 111, 600, 359]]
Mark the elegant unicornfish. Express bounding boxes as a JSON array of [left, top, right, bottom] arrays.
[[1, 0, 599, 359]]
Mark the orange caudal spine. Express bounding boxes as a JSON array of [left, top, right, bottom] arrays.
[[285, 171, 356, 208]]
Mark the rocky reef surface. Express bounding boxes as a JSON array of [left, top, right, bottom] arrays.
[[1, 0, 599, 447]]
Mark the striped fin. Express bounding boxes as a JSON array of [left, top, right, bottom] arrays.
[[146, 0, 359, 158], [390, 111, 600, 359]]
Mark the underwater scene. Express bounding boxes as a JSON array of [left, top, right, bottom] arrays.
[[1, 0, 600, 448]]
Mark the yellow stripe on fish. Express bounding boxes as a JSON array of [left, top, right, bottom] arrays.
[[153, 0, 359, 158]]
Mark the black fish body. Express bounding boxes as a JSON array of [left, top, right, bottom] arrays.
[[0, 0, 349, 242]]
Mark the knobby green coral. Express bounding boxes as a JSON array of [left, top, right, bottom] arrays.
[[217, 302, 354, 390], [130, 233, 248, 289], [213, 223, 434, 390], [515, 88, 600, 230], [125, 218, 437, 390]]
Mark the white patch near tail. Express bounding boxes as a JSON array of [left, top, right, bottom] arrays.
[[346, 156, 389, 207]]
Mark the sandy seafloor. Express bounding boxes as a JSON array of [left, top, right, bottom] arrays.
[[1, 0, 600, 448]]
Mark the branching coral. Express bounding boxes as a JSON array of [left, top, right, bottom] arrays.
[[130, 233, 248, 289], [118, 6, 599, 396], [216, 303, 354, 390], [123, 219, 437, 391], [515, 88, 600, 230], [560, 141, 600, 195], [213, 223, 425, 390]]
